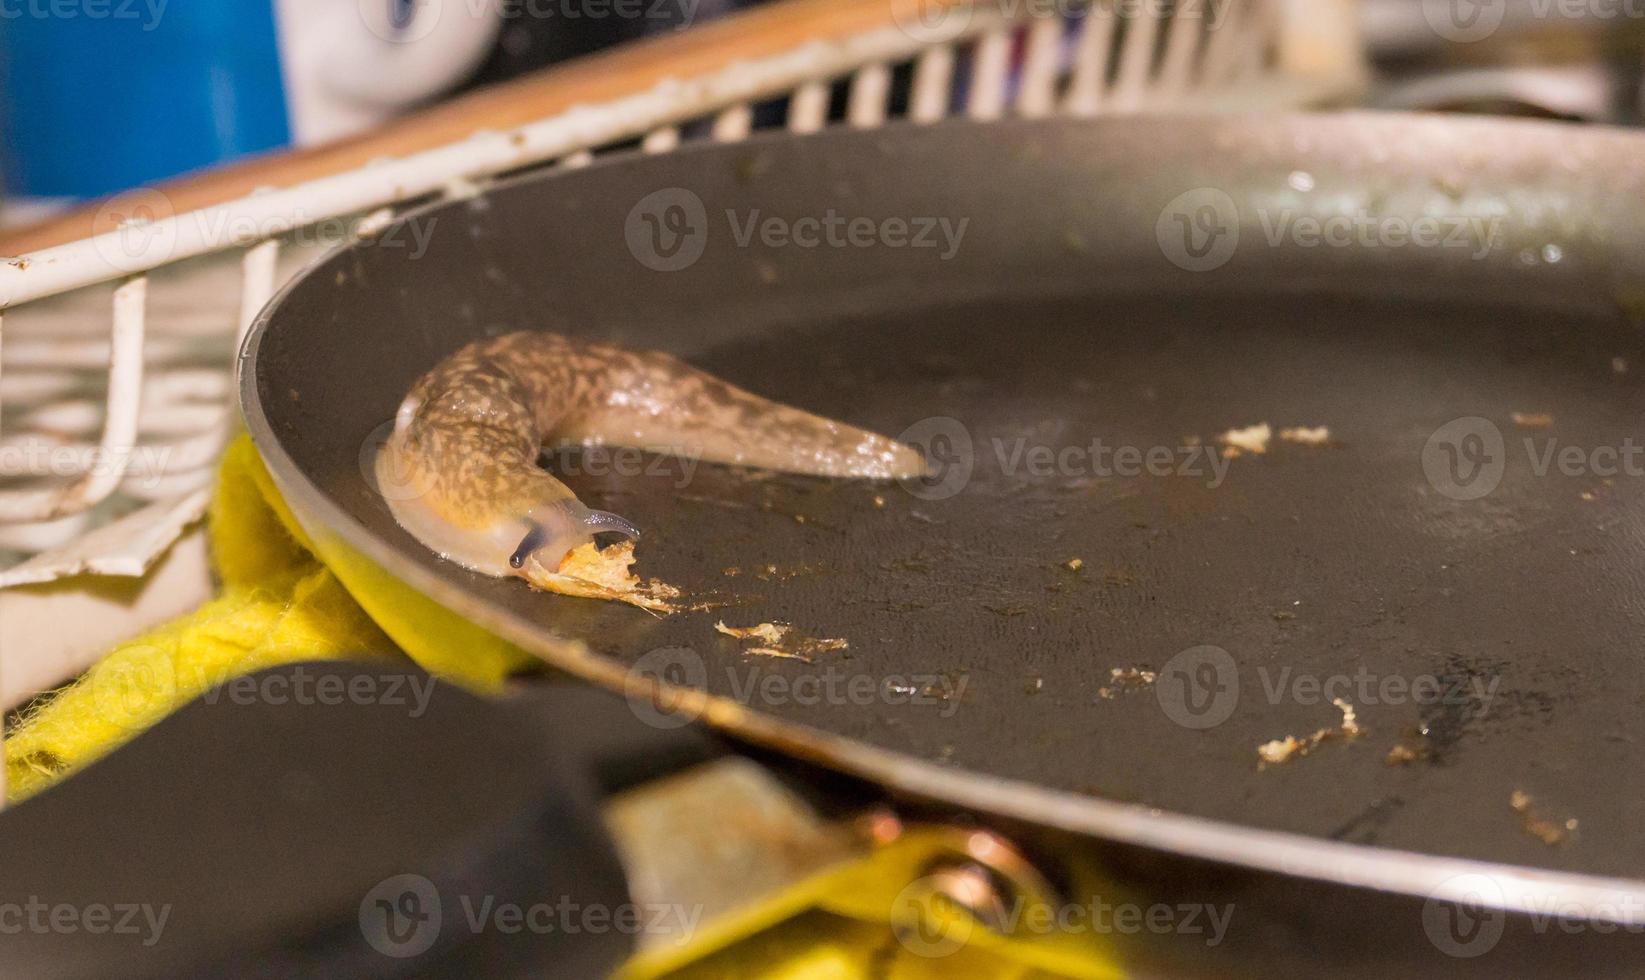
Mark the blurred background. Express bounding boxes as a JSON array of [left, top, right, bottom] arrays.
[[0, 0, 746, 218], [2, 0, 1644, 222]]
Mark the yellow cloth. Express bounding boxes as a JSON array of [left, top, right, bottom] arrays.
[[4, 435, 405, 800], [621, 826, 1122, 980], [2, 435, 1122, 979]]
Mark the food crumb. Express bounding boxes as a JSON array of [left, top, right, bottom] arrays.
[[1337, 698, 1361, 737], [1510, 790, 1577, 846], [526, 540, 681, 614], [745, 647, 813, 662], [752, 562, 820, 582], [1279, 425, 1332, 446], [1386, 743, 1423, 765], [1064, 558, 1084, 572], [1218, 423, 1272, 457], [1097, 666, 1157, 700], [715, 620, 848, 663], [1256, 698, 1363, 769], [1257, 736, 1302, 767], [715, 621, 789, 644], [1512, 412, 1555, 428], [1613, 357, 1629, 375], [1385, 725, 1433, 766], [873, 494, 886, 509]]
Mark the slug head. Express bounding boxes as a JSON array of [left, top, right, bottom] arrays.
[[375, 440, 639, 579]]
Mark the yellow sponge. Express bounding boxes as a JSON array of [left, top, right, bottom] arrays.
[[5, 436, 405, 801]]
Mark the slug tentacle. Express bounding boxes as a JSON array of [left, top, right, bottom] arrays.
[[584, 510, 642, 540], [377, 331, 925, 583]]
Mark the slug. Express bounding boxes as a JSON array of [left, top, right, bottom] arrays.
[[375, 331, 926, 586]]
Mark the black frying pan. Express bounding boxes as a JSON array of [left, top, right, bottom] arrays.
[[241, 113, 1645, 974]]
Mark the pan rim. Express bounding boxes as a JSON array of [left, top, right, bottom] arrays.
[[239, 110, 1645, 920]]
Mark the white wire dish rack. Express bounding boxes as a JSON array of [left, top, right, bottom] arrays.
[[0, 0, 1363, 712]]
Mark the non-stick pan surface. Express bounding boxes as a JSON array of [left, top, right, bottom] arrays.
[[243, 114, 1645, 891]]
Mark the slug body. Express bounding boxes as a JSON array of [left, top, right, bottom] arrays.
[[377, 331, 926, 581]]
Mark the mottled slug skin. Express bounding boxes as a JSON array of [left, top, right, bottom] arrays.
[[376, 331, 926, 580]]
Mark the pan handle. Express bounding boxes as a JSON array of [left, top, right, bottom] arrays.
[[0, 661, 720, 980]]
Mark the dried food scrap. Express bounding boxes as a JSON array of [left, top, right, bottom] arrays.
[[1386, 743, 1425, 766], [525, 541, 680, 614], [1215, 422, 1334, 457], [714, 621, 789, 644], [1510, 790, 1577, 846], [1097, 667, 1158, 700], [1385, 725, 1432, 766], [715, 621, 849, 663], [1279, 426, 1332, 446], [1511, 412, 1555, 428], [1256, 699, 1363, 769], [750, 562, 822, 582], [1217, 423, 1272, 457]]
